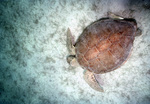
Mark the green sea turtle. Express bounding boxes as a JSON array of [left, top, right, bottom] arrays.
[[67, 12, 141, 92]]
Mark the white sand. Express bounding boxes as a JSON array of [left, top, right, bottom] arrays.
[[0, 0, 150, 104]]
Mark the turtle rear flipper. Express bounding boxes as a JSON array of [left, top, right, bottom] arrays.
[[135, 28, 142, 36], [108, 12, 124, 19], [83, 70, 104, 92]]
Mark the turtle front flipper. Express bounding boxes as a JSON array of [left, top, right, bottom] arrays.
[[66, 28, 79, 67], [67, 28, 75, 55], [83, 70, 104, 92]]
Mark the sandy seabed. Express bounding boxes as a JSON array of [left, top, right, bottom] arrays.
[[0, 0, 150, 104]]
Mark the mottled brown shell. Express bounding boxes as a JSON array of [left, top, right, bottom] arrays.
[[75, 18, 137, 74]]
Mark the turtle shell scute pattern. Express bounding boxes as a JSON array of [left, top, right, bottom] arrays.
[[75, 19, 136, 74]]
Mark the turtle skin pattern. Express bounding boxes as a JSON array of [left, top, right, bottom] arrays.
[[75, 19, 137, 74]]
